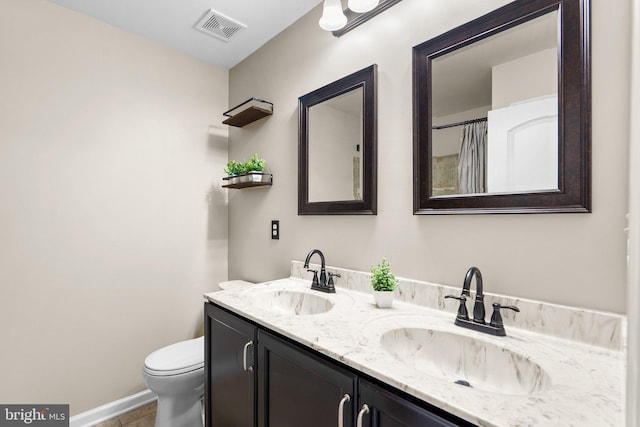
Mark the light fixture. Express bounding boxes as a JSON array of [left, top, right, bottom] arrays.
[[348, 0, 379, 13], [319, 0, 348, 31], [319, 0, 403, 37]]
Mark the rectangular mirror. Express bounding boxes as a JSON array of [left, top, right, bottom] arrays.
[[413, 0, 590, 214], [299, 65, 377, 215]]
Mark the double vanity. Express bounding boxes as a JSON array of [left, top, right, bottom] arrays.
[[207, 0, 609, 424], [203, 261, 623, 426]]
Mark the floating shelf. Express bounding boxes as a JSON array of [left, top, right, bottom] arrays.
[[222, 98, 273, 128], [222, 172, 273, 189]]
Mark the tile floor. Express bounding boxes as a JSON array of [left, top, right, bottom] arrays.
[[93, 401, 156, 427]]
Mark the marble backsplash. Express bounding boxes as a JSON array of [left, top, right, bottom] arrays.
[[291, 261, 625, 351]]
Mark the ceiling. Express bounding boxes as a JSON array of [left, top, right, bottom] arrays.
[[48, 0, 324, 69]]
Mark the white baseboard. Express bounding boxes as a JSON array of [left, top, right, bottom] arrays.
[[70, 389, 157, 427]]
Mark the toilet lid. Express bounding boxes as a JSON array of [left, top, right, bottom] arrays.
[[144, 336, 204, 376]]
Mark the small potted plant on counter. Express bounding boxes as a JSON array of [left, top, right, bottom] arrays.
[[224, 154, 267, 185], [370, 258, 398, 308]]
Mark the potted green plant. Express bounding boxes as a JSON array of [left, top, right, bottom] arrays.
[[244, 153, 265, 182], [370, 258, 398, 308], [245, 153, 265, 172], [224, 154, 266, 184]]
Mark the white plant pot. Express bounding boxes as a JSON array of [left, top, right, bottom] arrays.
[[373, 290, 394, 308], [248, 172, 264, 182], [237, 172, 264, 183]]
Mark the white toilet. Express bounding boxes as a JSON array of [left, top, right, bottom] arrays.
[[143, 336, 205, 427]]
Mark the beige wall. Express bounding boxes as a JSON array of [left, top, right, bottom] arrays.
[[0, 0, 228, 415], [492, 48, 558, 109], [228, 0, 630, 314]]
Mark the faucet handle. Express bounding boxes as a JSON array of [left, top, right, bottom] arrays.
[[445, 295, 469, 321], [327, 272, 341, 286], [306, 269, 319, 287], [489, 303, 520, 328], [326, 272, 340, 292]]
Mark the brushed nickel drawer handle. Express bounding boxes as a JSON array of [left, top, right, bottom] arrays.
[[338, 394, 350, 427], [243, 340, 253, 372], [356, 403, 370, 427]]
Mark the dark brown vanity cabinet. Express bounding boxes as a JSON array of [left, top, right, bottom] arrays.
[[205, 303, 473, 427], [205, 304, 257, 427]]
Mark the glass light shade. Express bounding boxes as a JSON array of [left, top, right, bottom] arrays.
[[348, 0, 379, 13], [319, 0, 347, 31]]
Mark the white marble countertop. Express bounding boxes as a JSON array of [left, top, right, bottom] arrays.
[[205, 277, 623, 427]]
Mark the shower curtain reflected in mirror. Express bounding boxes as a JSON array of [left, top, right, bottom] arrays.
[[458, 121, 487, 194]]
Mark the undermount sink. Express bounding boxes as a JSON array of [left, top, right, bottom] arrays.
[[246, 289, 334, 316], [380, 327, 551, 396]]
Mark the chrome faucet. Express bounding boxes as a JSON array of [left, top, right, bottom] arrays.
[[303, 249, 335, 293], [445, 267, 519, 336]]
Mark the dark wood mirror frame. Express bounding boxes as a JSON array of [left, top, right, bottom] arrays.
[[298, 64, 377, 215], [413, 0, 591, 214]]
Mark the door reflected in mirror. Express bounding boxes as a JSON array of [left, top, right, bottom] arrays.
[[308, 88, 364, 202], [431, 10, 559, 196]]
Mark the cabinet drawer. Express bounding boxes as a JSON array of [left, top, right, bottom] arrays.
[[357, 379, 462, 427]]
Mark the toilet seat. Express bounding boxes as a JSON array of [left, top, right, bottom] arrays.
[[144, 336, 204, 377]]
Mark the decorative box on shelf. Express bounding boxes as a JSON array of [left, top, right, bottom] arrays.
[[222, 98, 273, 128], [222, 172, 273, 189]]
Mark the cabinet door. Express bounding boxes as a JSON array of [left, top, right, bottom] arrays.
[[356, 380, 468, 427], [257, 331, 356, 427], [205, 303, 257, 427]]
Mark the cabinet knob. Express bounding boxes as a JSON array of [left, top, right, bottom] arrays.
[[338, 394, 350, 427], [356, 403, 370, 427], [243, 340, 254, 372]]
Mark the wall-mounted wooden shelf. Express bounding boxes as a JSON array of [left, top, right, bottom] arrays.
[[223, 98, 273, 128], [222, 173, 273, 189]]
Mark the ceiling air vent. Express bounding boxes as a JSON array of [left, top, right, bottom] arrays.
[[195, 9, 247, 42]]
